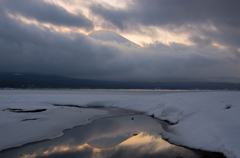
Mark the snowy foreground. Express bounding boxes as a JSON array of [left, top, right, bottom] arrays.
[[0, 90, 240, 158]]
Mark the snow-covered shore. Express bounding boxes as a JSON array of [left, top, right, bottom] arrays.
[[0, 90, 239, 158]]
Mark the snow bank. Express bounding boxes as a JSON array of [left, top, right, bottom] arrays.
[[0, 101, 108, 151], [0, 90, 239, 158]]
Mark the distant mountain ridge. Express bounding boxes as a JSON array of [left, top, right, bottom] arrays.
[[89, 30, 139, 47], [0, 73, 240, 90]]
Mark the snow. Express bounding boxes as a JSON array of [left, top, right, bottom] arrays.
[[0, 101, 109, 151], [0, 90, 240, 158]]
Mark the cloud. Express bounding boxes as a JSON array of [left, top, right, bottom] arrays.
[[90, 0, 240, 29], [90, 0, 240, 49], [189, 36, 212, 48], [0, 0, 239, 82], [2, 0, 93, 30]]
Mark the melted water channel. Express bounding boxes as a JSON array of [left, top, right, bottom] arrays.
[[0, 115, 225, 158]]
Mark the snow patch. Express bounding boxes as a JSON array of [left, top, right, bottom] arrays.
[[0, 90, 240, 158]]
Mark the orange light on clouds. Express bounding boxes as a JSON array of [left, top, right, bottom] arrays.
[[119, 132, 172, 152], [21, 144, 92, 158], [6, 12, 91, 35], [44, 0, 194, 46], [20, 132, 175, 158], [8, 0, 222, 48], [121, 27, 193, 47], [212, 43, 227, 50]]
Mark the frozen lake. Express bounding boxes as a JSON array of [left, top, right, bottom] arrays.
[[0, 90, 239, 158], [0, 115, 225, 158]]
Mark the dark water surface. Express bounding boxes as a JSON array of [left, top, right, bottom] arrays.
[[0, 115, 225, 158]]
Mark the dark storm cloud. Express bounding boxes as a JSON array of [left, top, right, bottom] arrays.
[[0, 0, 239, 81], [188, 36, 212, 47], [0, 4, 132, 79], [91, 0, 240, 27], [90, 0, 240, 48], [2, 0, 93, 30], [34, 147, 94, 158], [101, 145, 197, 158]]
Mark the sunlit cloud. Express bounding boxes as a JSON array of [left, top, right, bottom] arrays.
[[6, 11, 91, 35], [120, 132, 172, 151], [20, 133, 178, 158], [43, 0, 193, 46], [21, 144, 91, 158], [0, 0, 239, 82]]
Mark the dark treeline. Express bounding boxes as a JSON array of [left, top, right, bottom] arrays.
[[0, 73, 240, 90]]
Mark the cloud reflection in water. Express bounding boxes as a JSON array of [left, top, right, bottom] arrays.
[[0, 115, 198, 158]]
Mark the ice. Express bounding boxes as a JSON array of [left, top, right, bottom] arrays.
[[0, 90, 240, 158], [0, 101, 108, 151]]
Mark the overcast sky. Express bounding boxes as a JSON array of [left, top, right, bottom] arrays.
[[0, 0, 239, 82]]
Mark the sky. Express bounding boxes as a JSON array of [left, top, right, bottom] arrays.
[[0, 0, 240, 82]]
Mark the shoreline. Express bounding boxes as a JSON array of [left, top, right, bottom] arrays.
[[0, 90, 239, 157], [0, 110, 226, 158]]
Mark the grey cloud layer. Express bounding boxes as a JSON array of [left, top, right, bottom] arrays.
[[0, 0, 239, 81], [2, 0, 93, 30], [91, 0, 240, 28], [90, 0, 240, 48]]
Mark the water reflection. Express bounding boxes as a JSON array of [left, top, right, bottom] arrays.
[[0, 115, 209, 158]]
